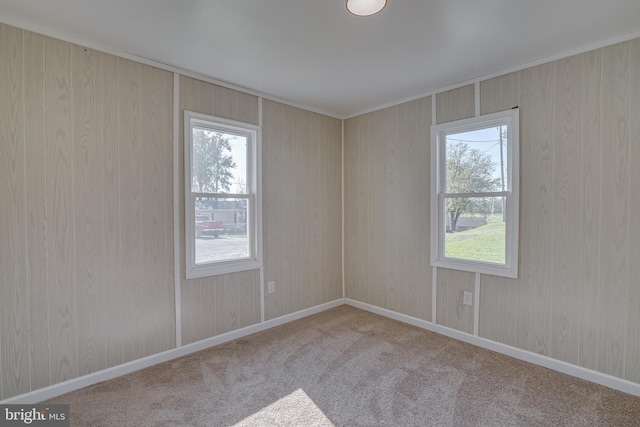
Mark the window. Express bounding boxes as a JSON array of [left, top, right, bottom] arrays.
[[185, 111, 261, 279], [430, 109, 519, 278]]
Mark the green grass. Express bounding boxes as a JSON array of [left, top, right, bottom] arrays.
[[445, 216, 505, 263]]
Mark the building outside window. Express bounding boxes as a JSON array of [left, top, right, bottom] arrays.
[[184, 111, 261, 279]]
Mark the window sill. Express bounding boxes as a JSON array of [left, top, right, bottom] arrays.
[[185, 259, 262, 280], [432, 258, 517, 279]]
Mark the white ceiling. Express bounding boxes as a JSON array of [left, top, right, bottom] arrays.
[[1, 0, 640, 118]]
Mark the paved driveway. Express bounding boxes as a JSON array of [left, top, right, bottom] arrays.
[[196, 235, 248, 264]]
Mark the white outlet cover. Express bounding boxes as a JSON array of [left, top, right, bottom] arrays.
[[463, 291, 473, 306], [267, 281, 275, 294]]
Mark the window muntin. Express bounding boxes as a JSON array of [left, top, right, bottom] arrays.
[[185, 111, 260, 279], [431, 109, 519, 278]]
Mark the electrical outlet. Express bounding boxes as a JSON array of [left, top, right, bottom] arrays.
[[267, 281, 275, 295], [462, 291, 473, 306]]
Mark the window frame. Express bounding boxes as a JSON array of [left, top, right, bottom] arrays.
[[184, 110, 261, 279], [430, 108, 519, 278]]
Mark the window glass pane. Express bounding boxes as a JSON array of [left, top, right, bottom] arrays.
[[194, 197, 249, 265], [192, 127, 248, 194], [445, 125, 508, 193], [444, 196, 506, 264]]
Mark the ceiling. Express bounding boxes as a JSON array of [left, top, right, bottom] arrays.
[[1, 0, 640, 118]]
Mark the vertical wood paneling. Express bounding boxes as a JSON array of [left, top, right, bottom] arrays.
[[345, 112, 373, 304], [550, 55, 582, 365], [0, 24, 30, 398], [434, 85, 476, 333], [72, 44, 106, 376], [162, 70, 176, 350], [197, 274, 212, 339], [514, 67, 533, 351], [118, 58, 143, 363], [625, 38, 640, 383], [45, 36, 77, 384], [178, 75, 261, 344], [436, 84, 475, 124], [346, 36, 640, 386], [180, 284, 201, 345], [326, 113, 343, 304], [140, 65, 162, 355], [177, 75, 201, 345], [140, 64, 174, 356], [477, 72, 520, 346], [525, 63, 555, 355], [344, 113, 364, 302], [262, 100, 342, 320], [285, 105, 301, 313], [177, 76, 200, 344], [4, 22, 640, 400], [371, 108, 387, 309], [363, 109, 379, 307], [385, 106, 402, 313], [238, 270, 261, 327], [478, 275, 516, 346], [262, 100, 285, 317], [480, 72, 520, 115], [223, 273, 239, 332], [436, 269, 474, 334], [475, 40, 640, 383], [195, 77, 259, 125], [214, 276, 227, 336], [100, 52, 122, 368], [579, 49, 602, 371], [398, 100, 431, 321], [24, 30, 50, 391], [344, 97, 432, 321], [301, 109, 317, 310], [598, 42, 629, 378], [0, 25, 228, 399]]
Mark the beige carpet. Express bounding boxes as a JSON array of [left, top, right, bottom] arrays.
[[46, 306, 640, 426]]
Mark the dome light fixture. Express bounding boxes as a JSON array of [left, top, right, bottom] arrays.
[[346, 0, 387, 16]]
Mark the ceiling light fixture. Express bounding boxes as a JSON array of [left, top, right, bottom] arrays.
[[346, 0, 387, 16]]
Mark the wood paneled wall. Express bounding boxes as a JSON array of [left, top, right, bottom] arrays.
[[344, 98, 432, 321], [177, 80, 343, 338], [178, 75, 261, 345], [0, 24, 175, 399], [344, 39, 640, 384], [0, 23, 346, 399], [262, 100, 343, 320], [434, 85, 477, 333], [2, 21, 640, 399], [479, 41, 640, 382]]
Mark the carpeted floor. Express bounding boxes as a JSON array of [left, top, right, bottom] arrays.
[[46, 306, 640, 426]]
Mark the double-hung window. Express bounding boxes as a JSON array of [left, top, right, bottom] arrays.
[[185, 111, 260, 279], [430, 109, 519, 278]]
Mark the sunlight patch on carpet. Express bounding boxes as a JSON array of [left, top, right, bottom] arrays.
[[234, 388, 333, 426]]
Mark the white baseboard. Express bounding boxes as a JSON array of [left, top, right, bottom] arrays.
[[6, 297, 637, 403], [1, 298, 344, 404], [345, 298, 640, 397]]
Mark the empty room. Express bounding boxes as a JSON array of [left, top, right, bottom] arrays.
[[1, 1, 640, 425]]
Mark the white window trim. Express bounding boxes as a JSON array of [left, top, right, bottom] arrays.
[[184, 110, 262, 279], [430, 109, 519, 278]]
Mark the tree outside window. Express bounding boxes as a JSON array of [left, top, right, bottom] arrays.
[[184, 111, 261, 279], [431, 109, 519, 278]]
